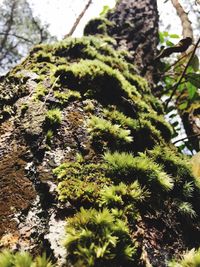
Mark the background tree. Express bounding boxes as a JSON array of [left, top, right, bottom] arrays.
[[0, 0, 55, 74]]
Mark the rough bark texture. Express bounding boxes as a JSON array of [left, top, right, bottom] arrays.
[[107, 0, 159, 82], [0, 1, 200, 266]]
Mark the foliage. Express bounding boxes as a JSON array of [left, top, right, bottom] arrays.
[[0, 0, 54, 74], [87, 115, 133, 147], [168, 248, 200, 267], [53, 162, 111, 207], [64, 207, 137, 266], [54, 90, 81, 104], [104, 151, 174, 191], [0, 250, 54, 267], [45, 108, 62, 126], [176, 201, 196, 218], [157, 31, 200, 152], [98, 181, 149, 221]]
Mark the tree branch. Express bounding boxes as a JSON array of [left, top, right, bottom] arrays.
[[0, 0, 16, 52], [173, 133, 200, 145], [64, 0, 92, 38], [0, 32, 34, 44], [164, 37, 200, 111]]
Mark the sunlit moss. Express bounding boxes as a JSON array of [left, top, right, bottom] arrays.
[[64, 207, 137, 266], [0, 250, 54, 267], [104, 151, 174, 191], [53, 162, 111, 207]]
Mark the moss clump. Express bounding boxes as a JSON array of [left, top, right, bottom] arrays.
[[104, 151, 174, 191], [87, 115, 133, 149], [33, 83, 48, 100], [46, 129, 54, 146], [141, 112, 173, 142], [148, 145, 195, 184], [53, 59, 139, 98], [53, 162, 111, 207], [103, 108, 165, 150], [84, 17, 114, 35], [169, 247, 200, 267], [45, 108, 62, 126], [36, 51, 52, 63], [64, 207, 137, 267], [54, 89, 81, 105], [0, 250, 54, 267], [98, 181, 149, 221]]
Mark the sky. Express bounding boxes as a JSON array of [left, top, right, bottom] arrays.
[[27, 0, 116, 39], [25, 0, 182, 40], [0, 0, 199, 40]]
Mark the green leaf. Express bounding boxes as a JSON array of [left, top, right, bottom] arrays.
[[166, 40, 174, 47], [163, 31, 169, 37], [178, 101, 188, 110], [100, 5, 110, 16], [189, 55, 199, 72], [187, 82, 197, 100], [169, 33, 180, 39], [186, 73, 200, 87]]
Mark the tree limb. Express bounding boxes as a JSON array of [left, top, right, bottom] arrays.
[[164, 37, 200, 111], [0, 32, 34, 44], [64, 0, 92, 38]]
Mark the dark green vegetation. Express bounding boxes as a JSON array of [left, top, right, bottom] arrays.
[[0, 250, 54, 267], [0, 33, 200, 266]]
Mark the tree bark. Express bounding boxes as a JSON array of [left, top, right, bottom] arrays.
[[107, 0, 159, 82]]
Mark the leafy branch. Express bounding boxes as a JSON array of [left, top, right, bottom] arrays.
[[164, 37, 200, 111]]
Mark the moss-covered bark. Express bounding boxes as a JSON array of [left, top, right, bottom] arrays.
[[0, 1, 200, 267]]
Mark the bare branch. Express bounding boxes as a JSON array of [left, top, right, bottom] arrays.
[[64, 0, 92, 38], [0, 0, 17, 52], [171, 0, 193, 39], [0, 32, 34, 44]]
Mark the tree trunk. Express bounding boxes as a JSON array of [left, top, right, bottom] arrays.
[[0, 0, 200, 266], [107, 0, 159, 82]]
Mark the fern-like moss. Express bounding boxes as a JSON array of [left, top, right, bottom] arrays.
[[45, 108, 62, 126], [0, 250, 53, 267], [87, 115, 133, 147], [168, 248, 200, 267], [54, 162, 111, 207], [64, 207, 137, 266], [104, 151, 174, 191]]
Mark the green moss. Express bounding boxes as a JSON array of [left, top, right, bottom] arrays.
[[64, 207, 137, 267], [98, 181, 149, 221], [83, 99, 95, 112], [54, 89, 81, 104], [36, 51, 52, 63], [148, 145, 195, 183], [103, 108, 165, 150], [176, 201, 196, 218], [144, 94, 164, 114], [33, 83, 48, 100], [52, 59, 150, 115], [104, 151, 174, 191], [46, 129, 54, 146], [45, 108, 62, 126], [0, 250, 54, 267], [168, 247, 200, 267], [87, 115, 133, 148], [84, 17, 114, 36], [124, 73, 150, 94], [141, 112, 173, 142], [53, 162, 111, 207]]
